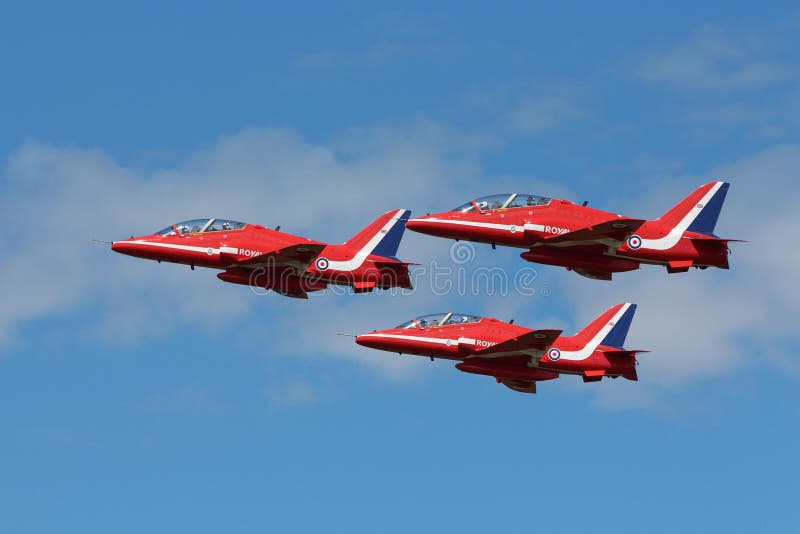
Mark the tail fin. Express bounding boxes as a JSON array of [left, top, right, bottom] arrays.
[[656, 181, 730, 237], [573, 302, 637, 349], [343, 209, 411, 260]]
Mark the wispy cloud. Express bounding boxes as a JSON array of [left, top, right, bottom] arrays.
[[504, 96, 589, 134], [138, 385, 226, 415], [0, 123, 486, 379], [296, 42, 415, 69], [461, 81, 591, 136], [265, 380, 319, 408], [2, 126, 798, 403], [637, 25, 799, 92], [557, 144, 800, 409]]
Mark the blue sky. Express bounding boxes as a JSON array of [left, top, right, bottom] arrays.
[[1, 2, 799, 532]]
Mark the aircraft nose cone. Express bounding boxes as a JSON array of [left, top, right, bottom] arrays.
[[405, 217, 422, 230], [407, 216, 454, 239], [406, 217, 434, 234], [110, 240, 141, 257], [355, 334, 373, 348], [356, 333, 390, 349]]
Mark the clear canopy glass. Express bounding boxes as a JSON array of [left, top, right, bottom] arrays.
[[154, 218, 246, 236], [396, 312, 483, 329], [451, 193, 552, 213]]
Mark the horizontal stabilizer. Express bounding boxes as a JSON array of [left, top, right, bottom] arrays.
[[688, 234, 744, 243], [372, 260, 421, 267], [603, 349, 650, 357]]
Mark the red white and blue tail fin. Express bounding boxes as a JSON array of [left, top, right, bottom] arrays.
[[342, 209, 411, 260], [573, 302, 637, 350], [655, 181, 730, 237]]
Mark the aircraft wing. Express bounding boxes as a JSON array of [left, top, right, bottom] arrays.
[[230, 243, 326, 272], [544, 218, 646, 245], [469, 329, 562, 354]]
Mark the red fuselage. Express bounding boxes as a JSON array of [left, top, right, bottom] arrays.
[[407, 185, 732, 276], [356, 316, 636, 380], [111, 213, 413, 297]]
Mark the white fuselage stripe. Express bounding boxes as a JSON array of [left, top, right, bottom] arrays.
[[122, 240, 220, 255], [639, 182, 723, 251], [420, 218, 545, 233], [359, 332, 457, 345]]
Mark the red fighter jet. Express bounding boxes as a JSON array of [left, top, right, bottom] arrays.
[[356, 302, 644, 394], [406, 181, 738, 280], [111, 210, 414, 298]]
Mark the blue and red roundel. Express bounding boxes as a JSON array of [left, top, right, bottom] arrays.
[[626, 235, 642, 250], [315, 257, 330, 271]]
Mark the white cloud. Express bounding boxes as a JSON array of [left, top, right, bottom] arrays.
[[265, 380, 319, 408], [461, 81, 590, 136], [504, 97, 589, 134], [0, 125, 482, 366], [638, 25, 799, 92], [557, 145, 800, 408], [138, 385, 226, 415], [296, 42, 415, 69], [2, 123, 798, 403]]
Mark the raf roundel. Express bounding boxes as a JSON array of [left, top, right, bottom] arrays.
[[627, 234, 642, 250], [315, 257, 330, 271], [547, 348, 561, 361]]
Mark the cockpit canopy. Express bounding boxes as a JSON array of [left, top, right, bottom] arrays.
[[154, 218, 246, 236], [396, 312, 482, 329], [452, 193, 551, 213]]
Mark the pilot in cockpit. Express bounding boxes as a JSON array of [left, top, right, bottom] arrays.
[[222, 221, 231, 231], [527, 195, 536, 206]]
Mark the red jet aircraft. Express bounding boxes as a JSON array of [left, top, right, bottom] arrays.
[[406, 181, 738, 280], [111, 210, 414, 298], [356, 302, 644, 394]]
